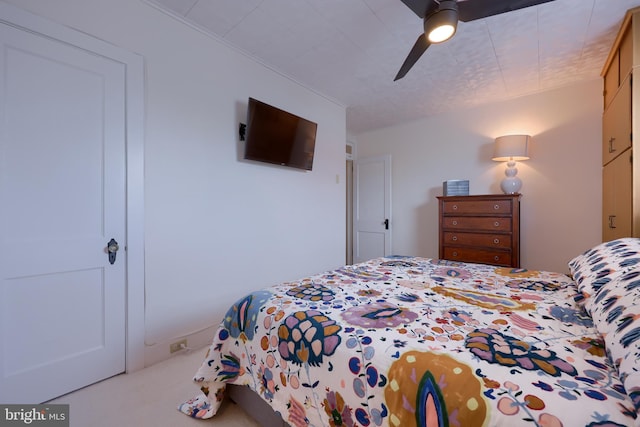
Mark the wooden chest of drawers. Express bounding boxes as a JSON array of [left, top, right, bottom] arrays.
[[437, 194, 521, 267]]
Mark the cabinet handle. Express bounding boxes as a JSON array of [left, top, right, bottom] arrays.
[[493, 238, 500, 244], [609, 137, 616, 153], [452, 236, 458, 241], [609, 215, 617, 229], [494, 221, 500, 227]]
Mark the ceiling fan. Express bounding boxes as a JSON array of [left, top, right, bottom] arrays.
[[394, 0, 555, 81]]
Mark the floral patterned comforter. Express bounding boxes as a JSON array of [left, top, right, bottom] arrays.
[[179, 256, 638, 426]]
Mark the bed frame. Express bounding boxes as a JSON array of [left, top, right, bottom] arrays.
[[228, 384, 289, 427]]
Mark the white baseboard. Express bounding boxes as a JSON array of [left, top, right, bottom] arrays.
[[143, 324, 218, 368]]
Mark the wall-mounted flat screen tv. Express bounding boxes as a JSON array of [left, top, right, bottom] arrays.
[[243, 97, 318, 171]]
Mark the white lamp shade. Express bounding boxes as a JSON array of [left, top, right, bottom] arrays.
[[492, 135, 531, 161]]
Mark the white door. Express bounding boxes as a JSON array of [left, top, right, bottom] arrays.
[[0, 19, 127, 403], [353, 155, 391, 263]]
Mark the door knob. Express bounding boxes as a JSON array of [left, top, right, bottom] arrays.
[[107, 238, 119, 265]]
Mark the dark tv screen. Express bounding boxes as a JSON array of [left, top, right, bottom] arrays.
[[243, 97, 318, 171]]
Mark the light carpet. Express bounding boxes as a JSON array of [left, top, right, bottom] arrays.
[[48, 346, 260, 427]]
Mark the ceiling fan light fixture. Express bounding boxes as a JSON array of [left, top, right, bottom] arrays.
[[425, 0, 458, 43], [428, 23, 456, 43], [396, 0, 554, 81]]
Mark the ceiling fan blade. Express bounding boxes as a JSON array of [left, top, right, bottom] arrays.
[[458, 0, 555, 22], [400, 0, 432, 18], [394, 34, 430, 81]]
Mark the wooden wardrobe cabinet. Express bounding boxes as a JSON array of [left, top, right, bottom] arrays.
[[602, 7, 640, 241], [437, 194, 520, 268]]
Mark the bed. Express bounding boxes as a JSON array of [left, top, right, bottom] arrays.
[[179, 238, 640, 426]]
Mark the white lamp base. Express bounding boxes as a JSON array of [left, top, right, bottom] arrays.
[[500, 161, 522, 194]]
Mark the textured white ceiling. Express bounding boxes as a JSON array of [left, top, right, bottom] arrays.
[[147, 0, 640, 134]]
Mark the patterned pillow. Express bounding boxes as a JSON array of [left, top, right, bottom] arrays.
[[589, 282, 640, 410], [568, 237, 640, 411], [568, 238, 640, 313]]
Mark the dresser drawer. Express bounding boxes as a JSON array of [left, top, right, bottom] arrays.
[[442, 247, 512, 267], [442, 217, 511, 232], [442, 231, 511, 249], [441, 199, 512, 215]]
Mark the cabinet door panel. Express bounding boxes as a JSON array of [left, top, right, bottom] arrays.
[[603, 77, 632, 166], [603, 149, 632, 241], [603, 50, 619, 109], [619, 26, 633, 84]]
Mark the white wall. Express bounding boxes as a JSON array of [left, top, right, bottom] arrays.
[[5, 0, 347, 364], [356, 80, 603, 273]]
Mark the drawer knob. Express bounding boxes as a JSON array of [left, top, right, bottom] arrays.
[[493, 238, 500, 244], [452, 236, 458, 241], [494, 204, 499, 210], [452, 251, 458, 257], [452, 220, 458, 226], [494, 256, 500, 261], [494, 221, 500, 227], [452, 204, 458, 210]]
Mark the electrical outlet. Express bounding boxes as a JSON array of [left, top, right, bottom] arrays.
[[170, 339, 187, 353]]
